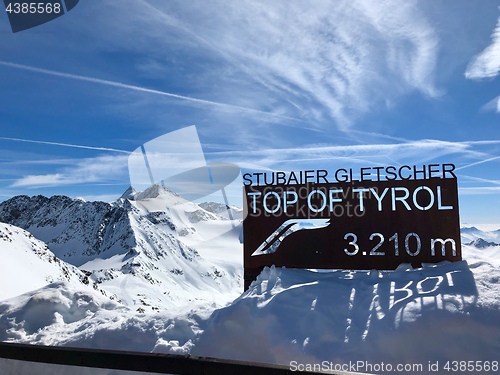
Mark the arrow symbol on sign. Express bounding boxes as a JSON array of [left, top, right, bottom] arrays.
[[251, 218, 331, 256]]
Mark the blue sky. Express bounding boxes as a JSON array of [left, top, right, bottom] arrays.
[[0, 0, 499, 224]]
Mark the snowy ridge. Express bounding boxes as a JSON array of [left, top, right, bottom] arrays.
[[0, 195, 134, 266], [461, 225, 500, 245], [199, 201, 244, 221], [466, 238, 499, 248]]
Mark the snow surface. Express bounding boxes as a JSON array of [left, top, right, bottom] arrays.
[[193, 257, 500, 366], [0, 190, 499, 374], [0, 223, 96, 301]]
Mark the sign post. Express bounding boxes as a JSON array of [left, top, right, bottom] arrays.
[[243, 164, 462, 290]]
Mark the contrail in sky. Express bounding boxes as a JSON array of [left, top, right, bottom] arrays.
[[0, 61, 297, 121], [0, 136, 130, 154], [455, 155, 500, 171]]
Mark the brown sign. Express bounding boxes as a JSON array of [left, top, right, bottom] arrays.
[[243, 165, 461, 289]]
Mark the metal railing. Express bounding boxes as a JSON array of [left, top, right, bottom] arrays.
[[0, 341, 363, 375]]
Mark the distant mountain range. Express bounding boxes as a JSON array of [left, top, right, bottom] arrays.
[[461, 226, 500, 246]]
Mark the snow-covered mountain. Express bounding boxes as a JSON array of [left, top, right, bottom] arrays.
[[461, 225, 500, 246], [0, 194, 133, 265], [0, 186, 243, 312]]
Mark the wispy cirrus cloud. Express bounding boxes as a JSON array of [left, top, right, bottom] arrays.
[[207, 138, 500, 197], [206, 138, 500, 198], [8, 137, 480, 188], [11, 174, 66, 188], [0, 1, 443, 136], [116, 0, 441, 130], [0, 61, 295, 122], [465, 15, 500, 113], [481, 95, 500, 113], [11, 154, 129, 188], [223, 1, 436, 128], [209, 139, 499, 168]]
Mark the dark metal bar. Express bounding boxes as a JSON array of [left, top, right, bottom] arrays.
[[0, 342, 343, 374]]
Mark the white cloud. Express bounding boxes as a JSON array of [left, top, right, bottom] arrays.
[[12, 173, 66, 188], [481, 95, 500, 113], [206, 0, 440, 128], [465, 15, 500, 113], [103, 0, 441, 130], [224, 139, 487, 160], [11, 155, 129, 188], [465, 16, 500, 80]]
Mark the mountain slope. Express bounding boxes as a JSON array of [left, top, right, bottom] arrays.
[[0, 222, 105, 301]]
